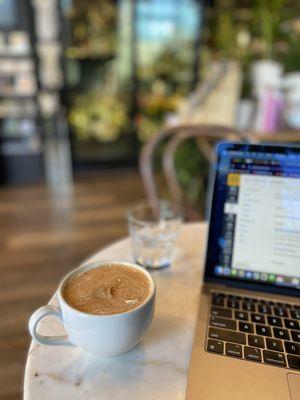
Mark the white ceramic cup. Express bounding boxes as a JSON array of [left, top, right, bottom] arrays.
[[29, 261, 156, 357]]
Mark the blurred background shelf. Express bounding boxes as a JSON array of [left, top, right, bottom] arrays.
[[0, 0, 43, 185], [0, 0, 203, 185], [1, 0, 300, 188], [61, 0, 202, 167]]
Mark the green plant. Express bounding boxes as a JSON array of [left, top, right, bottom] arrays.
[[175, 140, 209, 216], [69, 90, 129, 142], [67, 0, 117, 58], [136, 42, 195, 141], [204, 0, 300, 65]]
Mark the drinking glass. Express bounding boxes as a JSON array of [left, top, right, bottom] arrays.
[[127, 200, 183, 269]]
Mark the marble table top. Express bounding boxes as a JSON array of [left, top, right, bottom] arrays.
[[24, 222, 207, 400]]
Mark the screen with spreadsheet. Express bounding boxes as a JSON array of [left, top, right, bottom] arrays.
[[205, 143, 300, 291]]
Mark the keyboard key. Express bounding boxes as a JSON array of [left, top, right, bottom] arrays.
[[210, 316, 237, 330], [284, 319, 300, 330], [245, 297, 257, 303], [256, 324, 272, 337], [266, 338, 284, 352], [207, 339, 223, 354], [228, 295, 241, 301], [213, 292, 226, 298], [251, 313, 265, 324], [273, 328, 290, 340], [284, 341, 300, 355], [209, 327, 246, 344], [290, 310, 300, 320], [212, 295, 225, 307], [243, 302, 255, 312], [248, 334, 265, 348], [263, 350, 286, 367], [291, 331, 300, 342], [276, 302, 291, 309], [239, 321, 254, 333], [244, 346, 262, 362], [243, 297, 254, 302], [294, 305, 300, 310], [235, 311, 249, 321], [211, 307, 232, 319], [227, 299, 240, 309], [267, 316, 282, 327], [274, 307, 288, 318], [266, 300, 275, 306], [225, 343, 242, 358], [258, 305, 271, 315], [287, 355, 300, 370]]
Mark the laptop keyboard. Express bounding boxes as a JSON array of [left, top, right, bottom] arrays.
[[206, 292, 300, 371]]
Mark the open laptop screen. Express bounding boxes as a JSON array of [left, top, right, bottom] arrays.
[[205, 142, 300, 293]]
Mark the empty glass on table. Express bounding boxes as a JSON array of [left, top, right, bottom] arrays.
[[127, 200, 183, 269]]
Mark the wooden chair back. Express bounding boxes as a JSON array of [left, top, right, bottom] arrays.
[[139, 124, 242, 219]]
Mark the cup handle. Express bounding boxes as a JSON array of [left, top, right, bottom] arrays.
[[29, 305, 74, 346]]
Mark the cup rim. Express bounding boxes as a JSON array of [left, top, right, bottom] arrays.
[[127, 198, 183, 225], [58, 260, 156, 318]]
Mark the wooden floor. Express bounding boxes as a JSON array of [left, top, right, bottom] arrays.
[[0, 170, 144, 400]]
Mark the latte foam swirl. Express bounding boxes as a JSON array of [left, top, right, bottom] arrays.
[[63, 265, 151, 315]]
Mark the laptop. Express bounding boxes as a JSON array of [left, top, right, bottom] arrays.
[[186, 142, 300, 400]]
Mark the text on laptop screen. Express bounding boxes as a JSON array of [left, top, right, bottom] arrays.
[[208, 145, 300, 290]]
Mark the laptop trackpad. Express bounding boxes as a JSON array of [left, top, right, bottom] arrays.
[[287, 374, 300, 400]]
